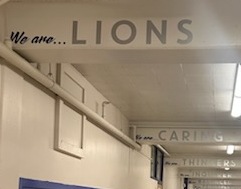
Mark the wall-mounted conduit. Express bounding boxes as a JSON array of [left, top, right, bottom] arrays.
[[0, 41, 141, 151], [0, 0, 10, 7]]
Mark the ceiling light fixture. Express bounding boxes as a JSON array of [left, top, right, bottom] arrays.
[[231, 64, 241, 118], [226, 145, 234, 155]]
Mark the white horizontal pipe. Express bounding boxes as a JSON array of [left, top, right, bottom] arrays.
[[0, 0, 10, 7], [0, 42, 141, 150], [156, 144, 170, 157]]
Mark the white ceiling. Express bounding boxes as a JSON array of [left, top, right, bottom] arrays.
[[162, 143, 241, 157], [73, 62, 241, 160], [74, 63, 238, 122]]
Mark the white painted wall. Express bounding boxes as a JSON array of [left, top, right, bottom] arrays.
[[0, 6, 5, 42], [0, 62, 157, 189], [163, 165, 180, 189]]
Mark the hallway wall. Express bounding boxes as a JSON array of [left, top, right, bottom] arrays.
[[0, 62, 157, 189], [0, 6, 5, 42]]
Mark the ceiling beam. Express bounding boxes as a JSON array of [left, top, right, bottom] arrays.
[[165, 156, 241, 169], [4, 1, 241, 64], [189, 179, 241, 186], [14, 47, 241, 64], [179, 169, 241, 179]]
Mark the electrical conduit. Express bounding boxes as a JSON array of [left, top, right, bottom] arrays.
[[0, 42, 141, 150], [0, 0, 10, 7]]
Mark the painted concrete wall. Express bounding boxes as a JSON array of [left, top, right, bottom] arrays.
[[0, 6, 5, 42], [0, 62, 157, 189]]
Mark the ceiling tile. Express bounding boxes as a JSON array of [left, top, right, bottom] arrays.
[[214, 75, 235, 91], [122, 64, 155, 76], [73, 63, 237, 122], [74, 64, 108, 76], [214, 64, 236, 75], [182, 64, 215, 76], [186, 75, 213, 93]]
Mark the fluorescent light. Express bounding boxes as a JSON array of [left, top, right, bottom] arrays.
[[227, 145, 234, 155], [231, 97, 241, 117], [231, 64, 241, 118]]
